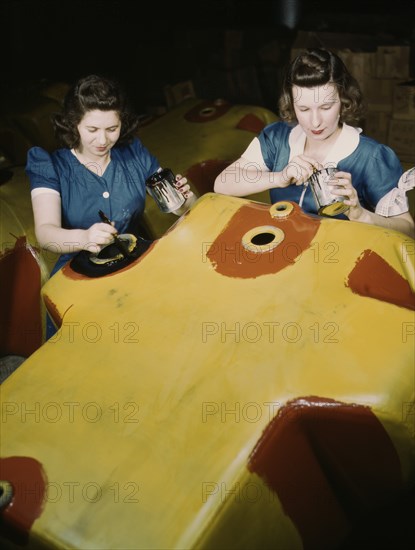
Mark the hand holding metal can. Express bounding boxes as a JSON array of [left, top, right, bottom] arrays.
[[308, 167, 349, 217], [146, 168, 185, 213]]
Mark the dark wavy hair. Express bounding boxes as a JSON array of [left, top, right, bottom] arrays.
[[278, 48, 364, 124], [52, 74, 140, 148]]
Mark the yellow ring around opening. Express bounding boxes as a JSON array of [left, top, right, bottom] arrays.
[[89, 234, 137, 265], [242, 225, 285, 253], [269, 201, 294, 219]]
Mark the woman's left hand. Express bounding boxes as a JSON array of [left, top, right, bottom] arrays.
[[328, 171, 363, 220]]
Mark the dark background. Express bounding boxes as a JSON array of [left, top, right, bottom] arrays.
[[0, 3, 414, 547], [2, 0, 415, 113]]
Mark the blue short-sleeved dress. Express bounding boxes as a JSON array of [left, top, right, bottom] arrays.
[[26, 137, 160, 271], [26, 137, 160, 339], [245, 121, 404, 219]]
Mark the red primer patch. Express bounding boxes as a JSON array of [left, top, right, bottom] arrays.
[[0, 236, 42, 356], [184, 100, 232, 122], [346, 249, 415, 310], [236, 113, 267, 133], [186, 160, 233, 195], [206, 202, 320, 278], [248, 396, 403, 549], [0, 456, 47, 545]]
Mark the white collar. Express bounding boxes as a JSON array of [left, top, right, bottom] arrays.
[[288, 123, 361, 167]]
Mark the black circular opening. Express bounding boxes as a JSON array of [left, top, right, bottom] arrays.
[[200, 107, 215, 116], [97, 243, 121, 259], [276, 204, 287, 211], [96, 238, 131, 260], [251, 232, 275, 246]]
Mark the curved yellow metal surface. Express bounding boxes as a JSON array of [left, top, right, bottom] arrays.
[[138, 98, 278, 238], [0, 98, 277, 354], [1, 193, 414, 549]]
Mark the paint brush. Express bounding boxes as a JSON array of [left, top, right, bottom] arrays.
[[98, 210, 131, 258]]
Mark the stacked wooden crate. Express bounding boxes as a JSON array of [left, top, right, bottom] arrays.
[[389, 75, 415, 171], [359, 45, 414, 171]]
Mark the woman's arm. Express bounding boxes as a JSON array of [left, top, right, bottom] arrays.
[[348, 209, 414, 239], [329, 171, 415, 238], [31, 192, 117, 254], [214, 157, 277, 196], [214, 155, 323, 197]]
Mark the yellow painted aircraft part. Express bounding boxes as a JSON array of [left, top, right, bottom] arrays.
[[138, 98, 278, 238], [1, 194, 414, 549], [0, 168, 59, 277]]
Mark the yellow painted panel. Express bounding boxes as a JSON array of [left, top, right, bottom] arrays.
[[1, 193, 414, 549], [138, 99, 277, 237]]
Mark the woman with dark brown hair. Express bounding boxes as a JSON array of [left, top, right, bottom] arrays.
[[26, 74, 194, 338], [214, 48, 414, 237]]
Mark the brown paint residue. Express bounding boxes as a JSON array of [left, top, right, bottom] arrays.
[[346, 249, 415, 310], [186, 159, 232, 195], [184, 100, 232, 123], [0, 236, 42, 356], [236, 113, 267, 133], [0, 456, 47, 545], [42, 294, 62, 329], [206, 202, 320, 278], [248, 396, 403, 550]]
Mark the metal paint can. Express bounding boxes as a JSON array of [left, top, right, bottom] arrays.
[[145, 168, 185, 213], [308, 167, 349, 217]]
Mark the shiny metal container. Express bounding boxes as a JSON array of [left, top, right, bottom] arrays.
[[309, 167, 349, 217], [146, 168, 185, 213]]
